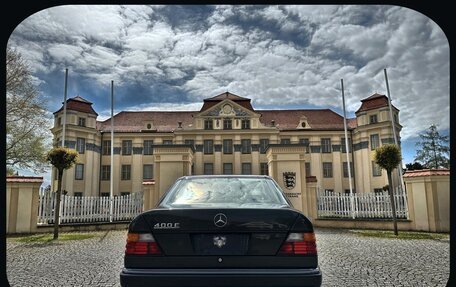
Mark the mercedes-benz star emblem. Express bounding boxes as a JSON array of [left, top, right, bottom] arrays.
[[214, 213, 227, 227]]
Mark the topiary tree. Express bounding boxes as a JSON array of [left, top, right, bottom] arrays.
[[374, 144, 402, 236], [46, 147, 79, 239]]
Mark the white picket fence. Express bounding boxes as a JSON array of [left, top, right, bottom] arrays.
[[316, 188, 408, 219], [37, 192, 143, 225]]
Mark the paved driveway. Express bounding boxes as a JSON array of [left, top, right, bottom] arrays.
[[6, 228, 449, 286]]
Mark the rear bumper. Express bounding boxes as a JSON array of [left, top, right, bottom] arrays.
[[120, 267, 322, 287]]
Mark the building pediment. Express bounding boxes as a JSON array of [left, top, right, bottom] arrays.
[[197, 99, 259, 118]]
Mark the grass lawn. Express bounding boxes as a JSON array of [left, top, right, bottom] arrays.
[[12, 232, 98, 243], [350, 229, 449, 240]]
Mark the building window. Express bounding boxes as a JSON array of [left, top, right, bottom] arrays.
[[203, 140, 214, 154], [343, 162, 354, 178], [369, 114, 378, 124], [223, 163, 233, 175], [75, 164, 84, 180], [102, 140, 111, 155], [280, 138, 291, 144], [101, 192, 110, 197], [74, 192, 83, 197], [341, 137, 352, 153], [242, 163, 252, 175], [260, 163, 268, 175], [372, 161, 382, 176], [121, 165, 131, 180], [57, 117, 62, 127], [394, 114, 398, 123], [143, 164, 154, 179], [241, 119, 250, 129], [345, 189, 356, 194], [121, 192, 130, 196], [321, 138, 331, 153], [322, 162, 333, 178], [204, 119, 213, 130], [241, 139, 251, 154], [299, 138, 310, 153], [76, 138, 85, 154], [260, 139, 269, 154], [370, 134, 380, 150], [78, 117, 86, 127], [223, 139, 233, 154], [144, 140, 154, 155], [223, 119, 232, 130], [305, 162, 311, 176], [163, 139, 173, 145], [374, 188, 384, 193], [204, 163, 213, 175], [122, 140, 132, 155], [101, 165, 110, 181]]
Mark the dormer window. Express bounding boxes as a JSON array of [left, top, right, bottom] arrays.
[[297, 116, 310, 129], [369, 114, 378, 124], [78, 117, 86, 127], [204, 119, 213, 130], [142, 122, 155, 131]]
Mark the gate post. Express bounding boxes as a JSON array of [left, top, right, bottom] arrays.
[[6, 176, 43, 234]]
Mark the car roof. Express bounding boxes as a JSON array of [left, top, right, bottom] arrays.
[[178, 175, 274, 180]]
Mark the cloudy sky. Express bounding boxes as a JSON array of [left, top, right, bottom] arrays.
[[7, 5, 450, 181]]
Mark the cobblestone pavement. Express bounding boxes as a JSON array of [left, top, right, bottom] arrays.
[[6, 228, 450, 287]]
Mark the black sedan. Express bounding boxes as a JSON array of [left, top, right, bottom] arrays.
[[120, 175, 322, 287]]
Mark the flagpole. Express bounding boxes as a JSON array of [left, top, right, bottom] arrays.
[[383, 69, 406, 195], [341, 79, 355, 219], [58, 68, 69, 200], [61, 68, 68, 147], [110, 80, 114, 223]]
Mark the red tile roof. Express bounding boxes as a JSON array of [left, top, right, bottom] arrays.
[[7, 176, 44, 183], [97, 108, 356, 132], [355, 93, 398, 113], [258, 109, 353, 130], [142, 179, 156, 185], [200, 92, 254, 112], [54, 96, 98, 116], [403, 169, 450, 177], [97, 111, 196, 132]]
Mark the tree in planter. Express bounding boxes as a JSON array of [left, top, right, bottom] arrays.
[[374, 144, 402, 236], [46, 147, 79, 239], [414, 124, 449, 169]]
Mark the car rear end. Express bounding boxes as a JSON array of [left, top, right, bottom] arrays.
[[120, 176, 322, 287]]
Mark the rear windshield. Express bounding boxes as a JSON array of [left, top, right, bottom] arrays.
[[160, 177, 289, 208]]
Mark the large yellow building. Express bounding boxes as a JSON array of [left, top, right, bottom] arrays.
[[51, 91, 402, 202]]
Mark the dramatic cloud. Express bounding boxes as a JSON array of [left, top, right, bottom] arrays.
[[8, 4, 449, 144]]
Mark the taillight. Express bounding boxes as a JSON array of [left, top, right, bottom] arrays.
[[278, 232, 317, 255], [125, 233, 162, 255]]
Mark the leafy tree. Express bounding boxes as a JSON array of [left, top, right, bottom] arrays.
[[405, 162, 425, 171], [46, 147, 79, 240], [6, 47, 49, 172], [7, 167, 16, 176], [414, 124, 449, 169], [374, 144, 402, 236]]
